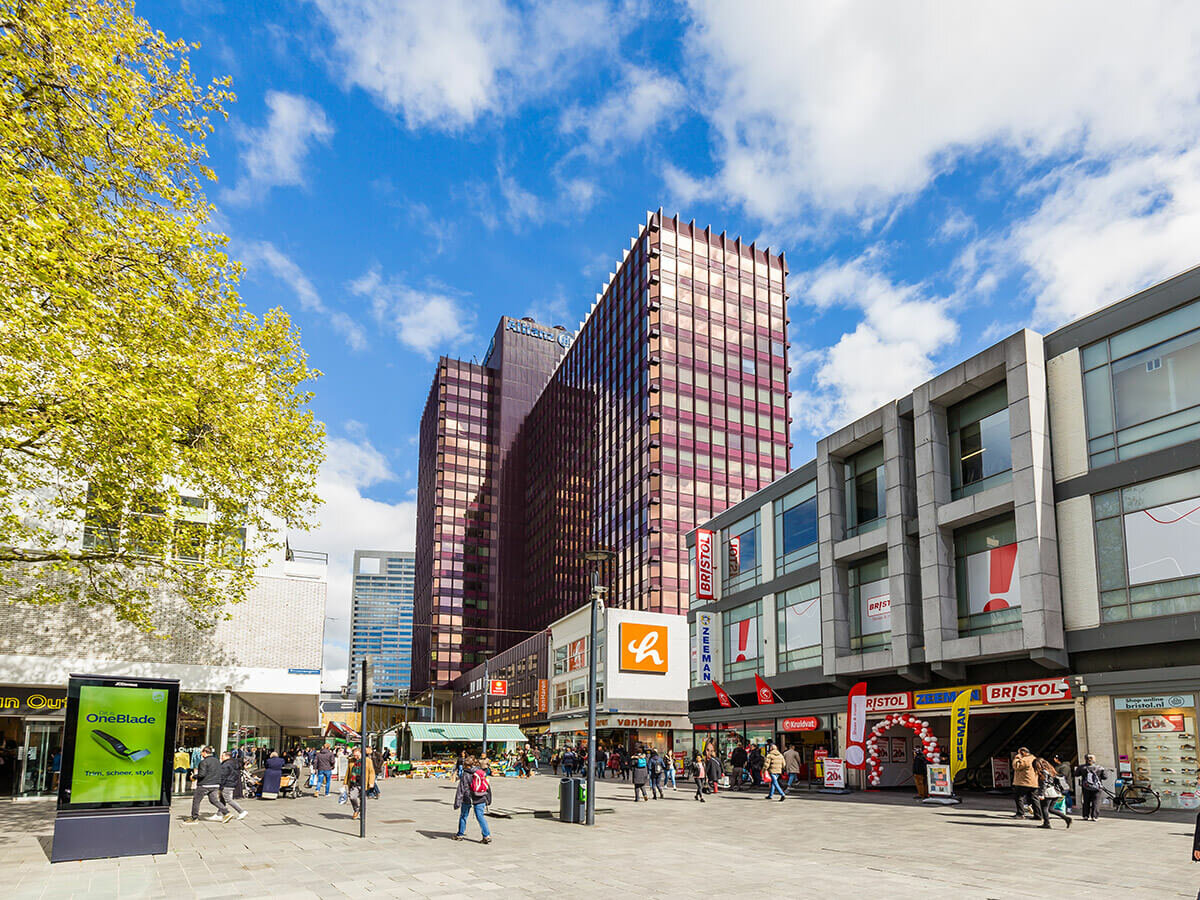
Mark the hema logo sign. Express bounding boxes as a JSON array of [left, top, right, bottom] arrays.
[[620, 622, 668, 674]]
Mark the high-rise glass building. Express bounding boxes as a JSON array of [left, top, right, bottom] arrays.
[[413, 211, 791, 693], [348, 550, 416, 700]]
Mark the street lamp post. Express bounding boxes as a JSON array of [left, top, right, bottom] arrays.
[[482, 656, 489, 757], [582, 547, 615, 826]]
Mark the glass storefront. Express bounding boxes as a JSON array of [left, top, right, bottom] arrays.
[[1114, 695, 1199, 810]]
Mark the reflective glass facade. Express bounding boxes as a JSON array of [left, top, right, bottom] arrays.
[[348, 550, 415, 700]]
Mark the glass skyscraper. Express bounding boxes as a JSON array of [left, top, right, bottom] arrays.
[[413, 210, 790, 693], [348, 550, 415, 700]]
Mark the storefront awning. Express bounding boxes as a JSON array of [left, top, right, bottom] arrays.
[[408, 722, 527, 743]]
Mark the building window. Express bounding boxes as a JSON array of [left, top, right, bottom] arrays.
[[849, 555, 890, 652], [948, 382, 1012, 500], [777, 581, 821, 671], [845, 444, 886, 536], [553, 645, 568, 675], [722, 511, 760, 593], [775, 481, 818, 573], [1082, 299, 1200, 467], [1094, 466, 1200, 623], [954, 515, 1021, 636], [723, 601, 762, 680]]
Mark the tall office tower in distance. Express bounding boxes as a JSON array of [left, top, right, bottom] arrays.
[[348, 550, 416, 700], [414, 211, 791, 694]]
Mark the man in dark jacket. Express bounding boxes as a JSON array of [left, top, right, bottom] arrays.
[[314, 745, 335, 796], [747, 745, 765, 788], [219, 751, 247, 820], [453, 754, 492, 843], [912, 747, 929, 799], [185, 747, 229, 823], [1074, 754, 1107, 821], [562, 747, 578, 777], [730, 744, 748, 791]]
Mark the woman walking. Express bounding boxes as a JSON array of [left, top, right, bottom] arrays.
[[1034, 757, 1072, 829], [692, 752, 706, 802], [631, 750, 650, 802], [453, 754, 493, 843]]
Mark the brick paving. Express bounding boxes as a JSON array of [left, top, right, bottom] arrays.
[[1, 773, 1198, 898]]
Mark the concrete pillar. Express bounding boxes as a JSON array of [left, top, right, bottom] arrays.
[[761, 593, 777, 677], [220, 686, 233, 752]]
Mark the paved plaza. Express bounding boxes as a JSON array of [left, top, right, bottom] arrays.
[[2, 774, 1198, 899]]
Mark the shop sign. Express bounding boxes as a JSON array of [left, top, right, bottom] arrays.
[[1114, 694, 1196, 711], [1138, 713, 1187, 733], [320, 700, 359, 713], [619, 621, 669, 674], [927, 763, 953, 797], [488, 680, 507, 697], [697, 612, 715, 683], [0, 687, 67, 716], [991, 757, 1011, 789], [983, 678, 1071, 705], [913, 686, 982, 709], [814, 748, 828, 760], [780, 716, 821, 732], [890, 737, 907, 765], [696, 530, 715, 600], [615, 717, 675, 729], [823, 757, 845, 789], [866, 692, 910, 713], [537, 679, 549, 714]]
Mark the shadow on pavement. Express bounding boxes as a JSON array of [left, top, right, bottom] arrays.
[[259, 814, 357, 837], [416, 830, 462, 841]]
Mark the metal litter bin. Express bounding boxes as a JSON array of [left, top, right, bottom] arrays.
[[559, 777, 584, 823]]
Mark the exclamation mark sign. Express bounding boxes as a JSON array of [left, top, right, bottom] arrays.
[[985, 544, 1018, 612], [736, 618, 751, 661]]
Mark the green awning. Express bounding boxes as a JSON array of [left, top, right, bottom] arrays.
[[408, 722, 529, 743]]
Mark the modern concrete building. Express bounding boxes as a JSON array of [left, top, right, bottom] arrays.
[[687, 265, 1200, 808], [414, 211, 791, 696], [348, 550, 415, 701]]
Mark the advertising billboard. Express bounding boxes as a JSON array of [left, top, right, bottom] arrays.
[[605, 609, 688, 702], [696, 530, 715, 600], [58, 675, 178, 811]]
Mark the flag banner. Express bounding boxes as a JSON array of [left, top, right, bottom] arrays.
[[754, 674, 776, 705], [845, 682, 867, 769], [712, 681, 735, 708], [950, 687, 971, 779]]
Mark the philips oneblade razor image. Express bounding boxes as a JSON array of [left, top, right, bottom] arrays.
[[91, 729, 151, 762]]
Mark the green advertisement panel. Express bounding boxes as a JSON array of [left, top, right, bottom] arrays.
[[67, 684, 169, 805]]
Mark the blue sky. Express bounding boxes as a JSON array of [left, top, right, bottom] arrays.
[[141, 1, 1200, 687]]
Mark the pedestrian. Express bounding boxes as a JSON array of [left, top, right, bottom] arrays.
[[454, 753, 493, 843], [632, 750, 650, 802], [218, 752, 248, 820], [664, 751, 678, 790], [648, 749, 665, 799], [1011, 747, 1039, 819], [525, 745, 537, 778], [705, 749, 722, 795], [1053, 753, 1075, 812], [596, 747, 607, 779], [562, 747, 577, 778], [783, 744, 801, 793], [747, 744, 765, 789], [730, 742, 748, 791], [313, 744, 334, 796], [346, 747, 375, 821], [912, 746, 929, 799], [608, 750, 620, 780], [370, 747, 384, 796], [184, 747, 229, 823], [620, 749, 632, 782], [691, 752, 707, 801], [1033, 757, 1072, 829], [1074, 753, 1107, 821], [764, 742, 786, 801], [550, 750, 560, 776], [261, 751, 284, 799]]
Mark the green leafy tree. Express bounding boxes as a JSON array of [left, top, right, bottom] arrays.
[[0, 0, 324, 630]]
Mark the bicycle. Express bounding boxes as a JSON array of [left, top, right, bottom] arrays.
[[1102, 780, 1161, 814]]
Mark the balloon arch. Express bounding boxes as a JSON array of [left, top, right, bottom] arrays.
[[866, 712, 941, 787]]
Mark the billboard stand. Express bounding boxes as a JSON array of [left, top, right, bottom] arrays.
[[51, 674, 180, 863]]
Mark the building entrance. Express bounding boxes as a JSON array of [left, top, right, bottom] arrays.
[[20, 720, 63, 797]]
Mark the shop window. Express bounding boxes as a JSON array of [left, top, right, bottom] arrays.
[[777, 581, 821, 671], [723, 601, 762, 680], [845, 443, 885, 536], [849, 555, 890, 652], [1082, 299, 1200, 467], [1093, 466, 1200, 623], [954, 515, 1021, 636], [722, 511, 760, 593], [775, 481, 818, 573], [948, 382, 1012, 500], [1114, 697, 1197, 810]]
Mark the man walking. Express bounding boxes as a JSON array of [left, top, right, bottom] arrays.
[[764, 743, 786, 802], [1074, 754, 1107, 821], [912, 746, 929, 799], [219, 751, 248, 820], [1012, 747, 1039, 819], [730, 742, 748, 791], [313, 744, 335, 797], [648, 749, 665, 799], [346, 747, 375, 821], [783, 744, 801, 792], [184, 747, 228, 823]]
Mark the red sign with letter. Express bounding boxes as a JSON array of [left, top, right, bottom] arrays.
[[983, 678, 1071, 705], [488, 679, 507, 697], [696, 530, 715, 601], [754, 674, 775, 705], [780, 717, 819, 732], [712, 681, 734, 708]]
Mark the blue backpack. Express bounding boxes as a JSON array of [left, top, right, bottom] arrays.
[[636, 757, 647, 769]]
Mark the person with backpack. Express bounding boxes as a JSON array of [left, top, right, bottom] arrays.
[[1052, 753, 1074, 812], [1074, 753, 1107, 821], [631, 750, 650, 801], [648, 749, 665, 799], [1033, 757, 1071, 829], [454, 754, 493, 843], [218, 751, 248, 820]]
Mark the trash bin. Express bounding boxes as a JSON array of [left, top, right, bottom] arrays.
[[559, 777, 584, 823]]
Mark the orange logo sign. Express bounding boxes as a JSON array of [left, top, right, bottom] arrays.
[[620, 622, 668, 674]]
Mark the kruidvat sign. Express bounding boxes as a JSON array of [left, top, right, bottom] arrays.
[[697, 612, 714, 683], [695, 529, 714, 601], [506, 319, 570, 348]]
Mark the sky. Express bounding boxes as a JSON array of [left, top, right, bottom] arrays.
[[140, 0, 1200, 691]]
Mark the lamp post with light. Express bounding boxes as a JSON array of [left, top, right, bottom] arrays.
[[582, 547, 616, 826]]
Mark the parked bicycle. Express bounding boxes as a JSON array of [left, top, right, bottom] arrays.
[[1102, 779, 1161, 814]]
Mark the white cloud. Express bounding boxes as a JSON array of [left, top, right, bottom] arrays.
[[350, 266, 477, 358], [498, 170, 543, 228], [293, 432, 415, 691], [524, 287, 574, 327], [791, 255, 958, 433], [680, 2, 1200, 222], [224, 91, 333, 204], [311, 0, 627, 130], [561, 66, 685, 156], [240, 240, 367, 350]]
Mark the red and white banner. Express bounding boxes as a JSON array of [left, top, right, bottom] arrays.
[[845, 681, 867, 768], [823, 757, 845, 789], [712, 681, 735, 708], [488, 679, 507, 696], [964, 542, 1021, 614], [1139, 713, 1186, 733], [733, 617, 758, 663], [754, 674, 776, 705], [696, 530, 715, 601], [983, 678, 1071, 705]]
